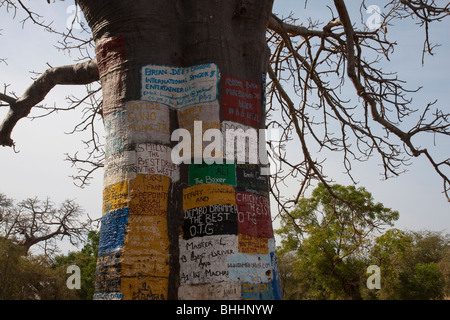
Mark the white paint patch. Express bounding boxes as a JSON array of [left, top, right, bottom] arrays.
[[103, 143, 179, 187], [178, 281, 241, 300], [125, 100, 171, 145], [104, 101, 171, 157], [227, 253, 273, 283], [136, 143, 180, 181], [179, 234, 238, 285], [222, 121, 258, 164], [103, 150, 137, 187], [141, 63, 219, 108]]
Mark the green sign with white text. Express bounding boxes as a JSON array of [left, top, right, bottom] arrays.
[[188, 162, 236, 186]]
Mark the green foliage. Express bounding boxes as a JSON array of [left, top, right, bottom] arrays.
[[52, 230, 99, 300], [0, 191, 98, 300], [366, 229, 448, 300], [399, 263, 444, 299], [439, 247, 450, 297], [0, 228, 99, 300], [0, 238, 78, 300], [276, 183, 448, 300]]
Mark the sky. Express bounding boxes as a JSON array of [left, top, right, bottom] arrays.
[[0, 1, 448, 253], [271, 0, 450, 234]]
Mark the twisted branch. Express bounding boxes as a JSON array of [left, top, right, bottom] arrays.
[[0, 59, 99, 147]]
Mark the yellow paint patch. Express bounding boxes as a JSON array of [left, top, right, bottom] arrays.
[[123, 174, 171, 280], [238, 234, 269, 254], [121, 276, 168, 300], [242, 282, 270, 293], [102, 181, 128, 214], [129, 174, 170, 216], [183, 184, 236, 211], [121, 214, 170, 278], [177, 103, 221, 133]]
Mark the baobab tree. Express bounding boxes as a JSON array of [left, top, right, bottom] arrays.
[[0, 0, 449, 300], [0, 193, 89, 256]]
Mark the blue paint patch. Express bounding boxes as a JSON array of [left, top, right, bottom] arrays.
[[270, 251, 283, 300], [104, 110, 127, 155], [241, 282, 274, 300], [140, 63, 220, 108], [98, 208, 129, 256], [93, 292, 124, 300], [227, 253, 272, 283]]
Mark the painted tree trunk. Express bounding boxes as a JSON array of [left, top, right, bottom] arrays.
[[78, 0, 281, 300]]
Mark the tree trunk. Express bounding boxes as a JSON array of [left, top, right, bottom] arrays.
[[78, 0, 281, 300]]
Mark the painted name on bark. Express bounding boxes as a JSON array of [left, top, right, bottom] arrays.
[[222, 75, 262, 128], [141, 64, 219, 108]]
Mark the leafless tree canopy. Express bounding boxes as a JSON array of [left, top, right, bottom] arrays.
[[0, 193, 91, 256], [266, 0, 449, 213], [0, 0, 449, 210]]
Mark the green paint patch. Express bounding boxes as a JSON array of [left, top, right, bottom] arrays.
[[189, 162, 236, 186]]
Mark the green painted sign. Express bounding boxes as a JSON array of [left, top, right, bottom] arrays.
[[189, 162, 236, 186]]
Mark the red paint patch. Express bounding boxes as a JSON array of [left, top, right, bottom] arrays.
[[95, 35, 127, 76], [235, 191, 273, 238], [222, 74, 262, 128], [95, 35, 127, 114]]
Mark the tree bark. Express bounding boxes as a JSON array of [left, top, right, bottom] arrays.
[[77, 0, 281, 300]]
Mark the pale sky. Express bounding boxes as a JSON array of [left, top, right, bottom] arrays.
[[0, 1, 448, 254]]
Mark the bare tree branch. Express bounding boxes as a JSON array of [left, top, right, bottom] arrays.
[[0, 193, 91, 255], [1, 0, 448, 205], [0, 59, 99, 147], [266, 0, 449, 210], [334, 0, 449, 199]]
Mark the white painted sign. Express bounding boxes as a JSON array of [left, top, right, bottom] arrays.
[[103, 143, 179, 187], [227, 253, 273, 283], [179, 235, 238, 285], [125, 100, 171, 145], [103, 150, 137, 187], [104, 110, 127, 155], [136, 143, 180, 181], [104, 101, 172, 155], [141, 63, 219, 108], [222, 121, 258, 164]]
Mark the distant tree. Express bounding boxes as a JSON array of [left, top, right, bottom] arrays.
[[52, 230, 99, 300], [0, 192, 93, 299], [276, 183, 399, 299], [366, 229, 448, 300], [0, 237, 78, 299], [277, 251, 303, 300], [439, 246, 450, 298], [0, 192, 91, 256]]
